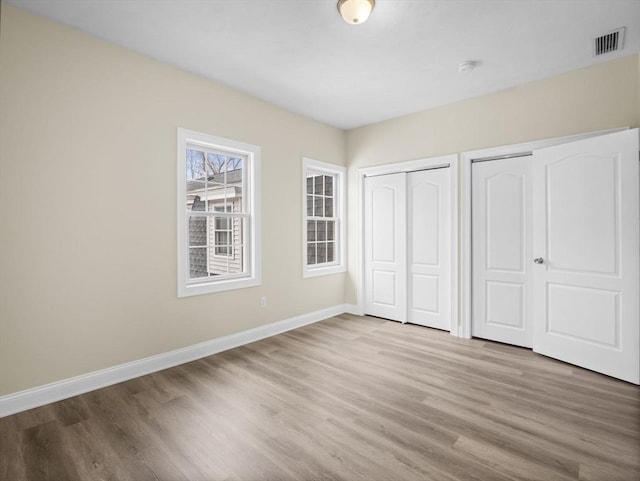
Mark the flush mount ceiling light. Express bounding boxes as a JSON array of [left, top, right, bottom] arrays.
[[337, 0, 375, 25]]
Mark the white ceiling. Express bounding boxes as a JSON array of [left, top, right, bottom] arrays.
[[6, 0, 640, 129]]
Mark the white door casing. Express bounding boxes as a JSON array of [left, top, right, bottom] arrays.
[[532, 129, 640, 384], [364, 173, 407, 322], [408, 168, 451, 330], [472, 157, 533, 347]]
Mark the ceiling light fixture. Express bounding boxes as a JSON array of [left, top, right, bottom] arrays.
[[337, 0, 375, 25]]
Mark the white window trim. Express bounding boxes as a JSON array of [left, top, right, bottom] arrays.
[[302, 157, 347, 278], [177, 128, 261, 297]]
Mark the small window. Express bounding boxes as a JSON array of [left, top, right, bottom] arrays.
[[178, 129, 261, 297], [303, 158, 346, 278], [214, 205, 233, 256]]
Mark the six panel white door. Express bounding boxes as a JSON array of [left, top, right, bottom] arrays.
[[408, 168, 451, 330], [532, 129, 640, 384], [472, 157, 533, 347], [364, 173, 407, 322]]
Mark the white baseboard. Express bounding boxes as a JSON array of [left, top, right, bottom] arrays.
[[0, 304, 350, 418], [344, 303, 363, 316]]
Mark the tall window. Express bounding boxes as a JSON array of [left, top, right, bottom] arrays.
[[303, 158, 346, 278], [178, 129, 261, 297]]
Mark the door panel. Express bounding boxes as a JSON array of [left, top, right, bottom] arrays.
[[546, 284, 618, 347], [371, 186, 397, 262], [412, 274, 439, 313], [364, 173, 406, 321], [408, 168, 450, 330], [486, 173, 525, 272], [546, 154, 618, 274], [411, 180, 440, 266], [472, 157, 533, 347], [486, 281, 524, 329], [533, 129, 639, 384]]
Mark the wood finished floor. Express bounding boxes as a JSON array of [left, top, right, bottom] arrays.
[[1, 314, 639, 481]]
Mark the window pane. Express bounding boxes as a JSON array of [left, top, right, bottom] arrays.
[[227, 157, 243, 173], [324, 175, 333, 196], [206, 153, 226, 177], [327, 241, 335, 262], [226, 163, 243, 188], [215, 217, 229, 230], [314, 196, 324, 217], [327, 220, 335, 241], [306, 176, 314, 195], [209, 256, 228, 276], [215, 231, 229, 251], [306, 195, 314, 216], [189, 216, 207, 247], [188, 197, 203, 212], [314, 175, 323, 195], [186, 149, 206, 181], [307, 243, 316, 265], [187, 176, 206, 210], [189, 247, 208, 279], [317, 242, 327, 264], [235, 217, 244, 246], [325, 197, 333, 217], [307, 220, 317, 242], [229, 246, 244, 274], [229, 188, 243, 211], [317, 221, 327, 241], [206, 183, 226, 208]]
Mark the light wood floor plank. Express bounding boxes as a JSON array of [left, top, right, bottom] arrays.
[[1, 314, 638, 480]]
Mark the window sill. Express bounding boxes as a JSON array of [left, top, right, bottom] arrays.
[[303, 264, 346, 279], [178, 275, 261, 297]]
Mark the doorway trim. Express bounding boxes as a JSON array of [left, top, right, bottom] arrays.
[[459, 128, 627, 339], [356, 154, 460, 335]]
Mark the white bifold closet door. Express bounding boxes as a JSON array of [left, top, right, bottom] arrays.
[[364, 168, 451, 330], [472, 129, 639, 383], [364, 173, 407, 322]]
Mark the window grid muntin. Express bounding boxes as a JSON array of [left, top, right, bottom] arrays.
[[185, 143, 249, 284], [306, 172, 338, 267], [187, 213, 248, 280]]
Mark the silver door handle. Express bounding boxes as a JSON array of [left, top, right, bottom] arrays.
[[533, 258, 544, 264]]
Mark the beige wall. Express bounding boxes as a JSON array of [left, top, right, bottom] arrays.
[[0, 5, 346, 396], [2, 3, 639, 398], [345, 54, 640, 304]]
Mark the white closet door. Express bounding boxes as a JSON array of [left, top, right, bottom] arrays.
[[364, 173, 407, 322], [472, 157, 533, 347], [408, 168, 451, 331], [532, 129, 640, 384]]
